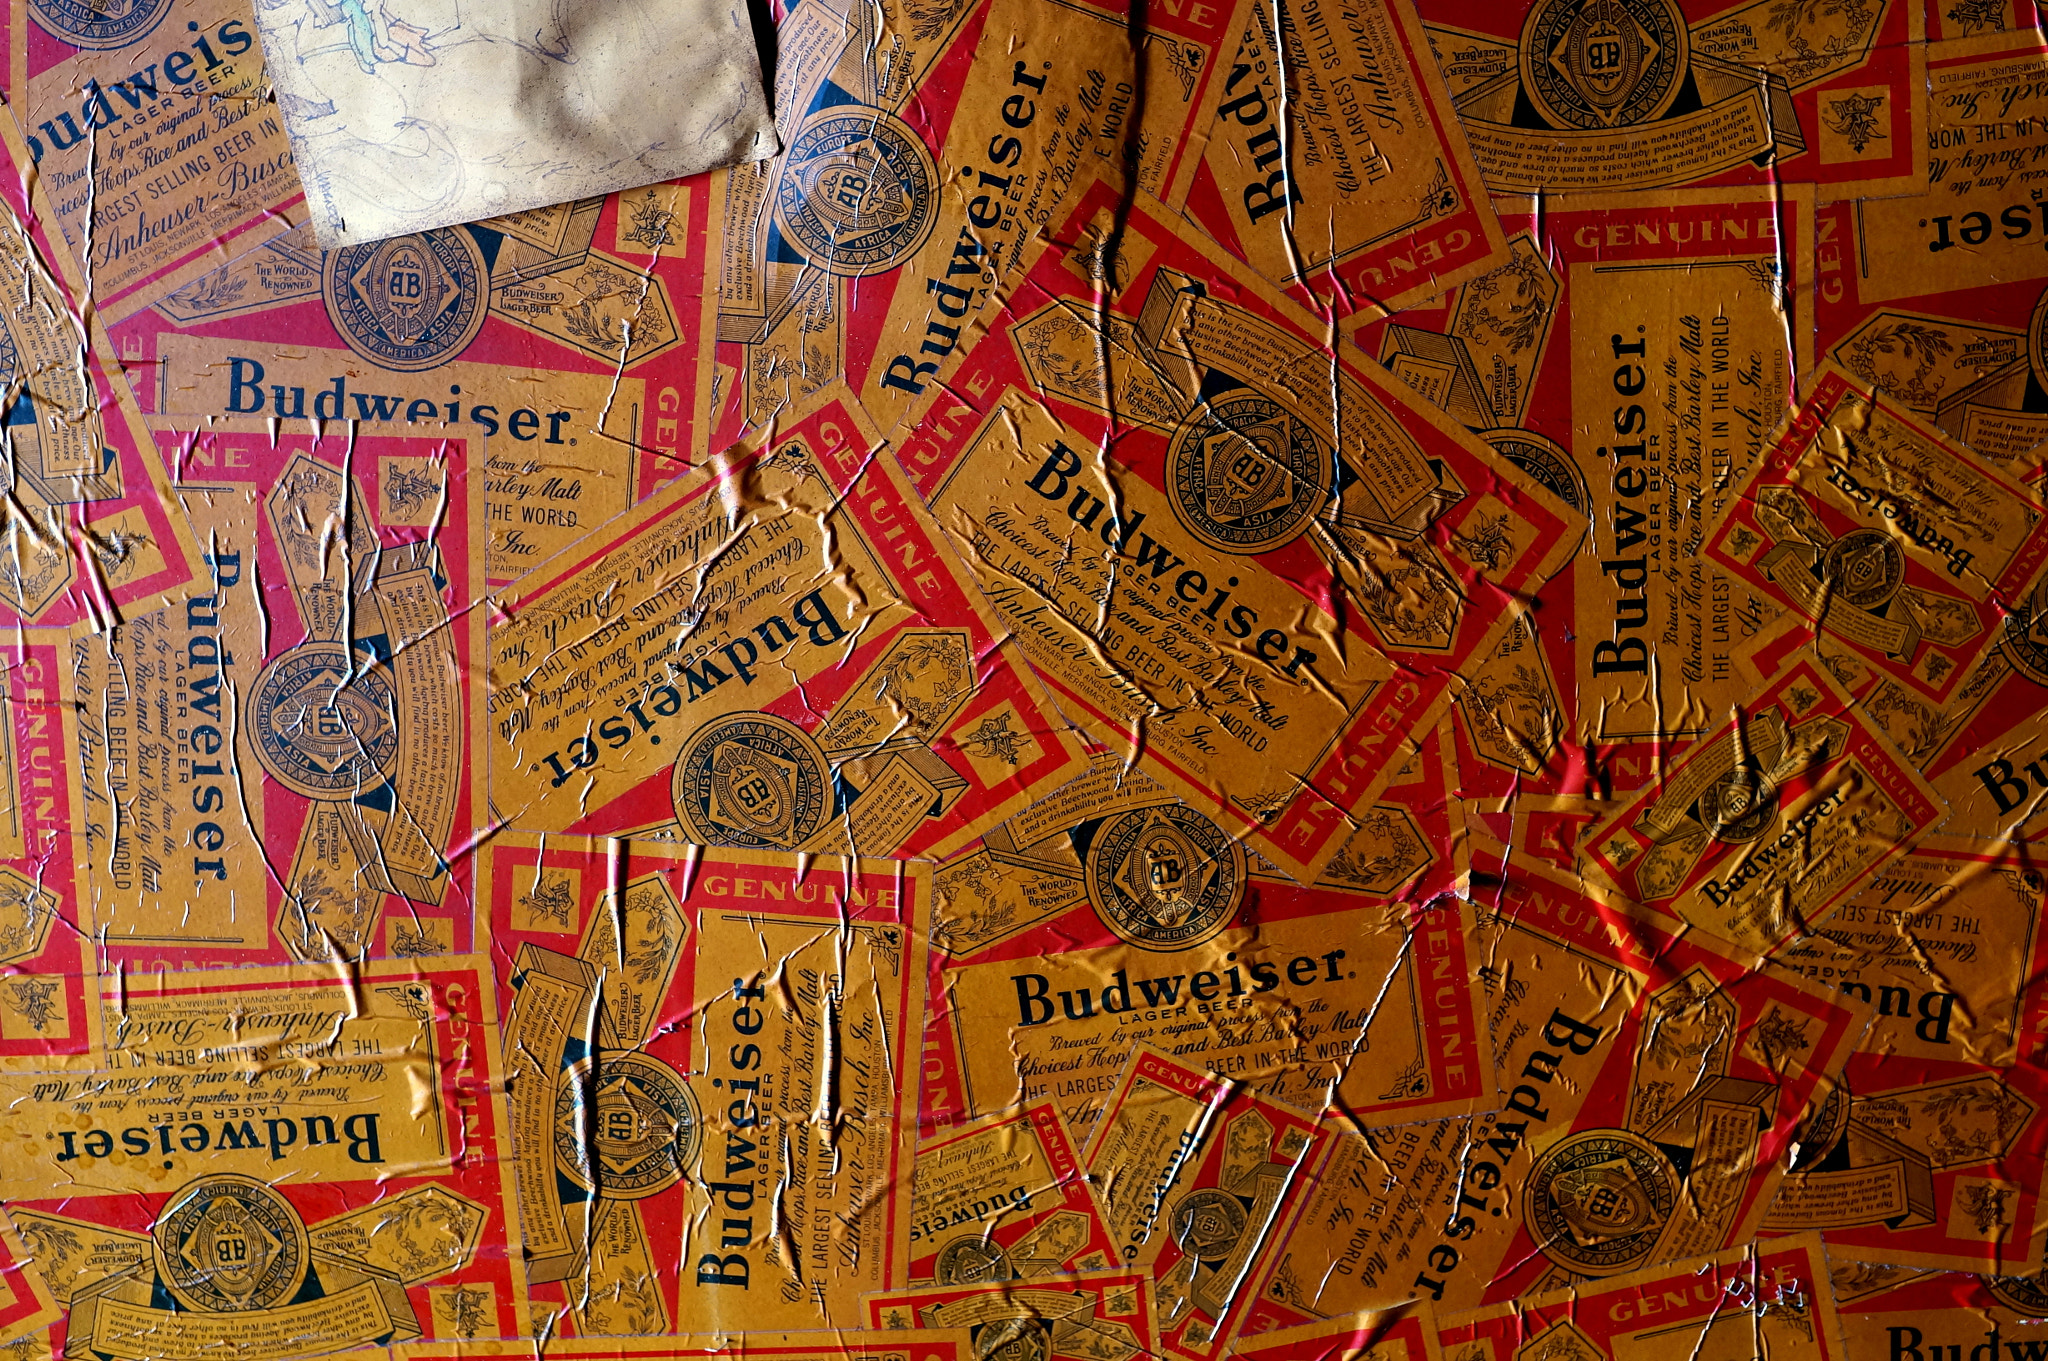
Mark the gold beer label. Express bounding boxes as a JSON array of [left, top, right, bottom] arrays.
[[1363, 184, 1813, 793], [74, 422, 484, 966], [863, 1268, 1161, 1360], [485, 386, 1085, 855], [9, 0, 295, 314], [0, 115, 200, 628], [1230, 1310, 1443, 1361], [909, 1102, 1118, 1284], [0, 958, 528, 1351], [1419, 0, 1926, 200], [893, 177, 1580, 882], [1582, 658, 1944, 956], [1235, 848, 1862, 1319], [479, 836, 930, 1331], [1835, 1258, 2048, 1343], [1081, 1048, 1327, 1360], [1436, 1236, 1842, 1361], [1714, 367, 2048, 715], [1186, 0, 1509, 312], [1833, 30, 2048, 306]]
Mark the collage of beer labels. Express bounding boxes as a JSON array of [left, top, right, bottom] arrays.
[[10, 0, 2048, 1356]]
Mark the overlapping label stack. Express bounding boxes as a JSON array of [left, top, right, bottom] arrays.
[[0, 0, 2043, 1357]]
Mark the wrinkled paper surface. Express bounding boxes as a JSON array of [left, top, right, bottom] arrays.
[[9, 0, 2048, 1356]]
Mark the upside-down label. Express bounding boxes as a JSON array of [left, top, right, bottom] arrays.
[[1085, 1047, 1326, 1361], [1237, 849, 1863, 1319], [1582, 658, 1946, 957], [486, 389, 1084, 858], [1710, 367, 2048, 711]]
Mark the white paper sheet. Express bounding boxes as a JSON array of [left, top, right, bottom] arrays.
[[258, 0, 778, 247]]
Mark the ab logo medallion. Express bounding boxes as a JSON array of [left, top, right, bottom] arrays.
[[1085, 806, 1245, 952], [323, 229, 489, 372], [554, 1052, 701, 1201], [1166, 394, 1332, 555], [153, 1175, 312, 1314], [250, 643, 402, 800], [773, 110, 939, 277], [1519, 0, 1689, 132], [933, 1236, 1016, 1285], [671, 712, 834, 850], [1523, 1128, 1679, 1274]]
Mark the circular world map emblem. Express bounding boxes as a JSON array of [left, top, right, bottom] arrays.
[[1170, 1189, 1249, 1261], [250, 642, 401, 800], [153, 1175, 312, 1313], [1519, 0, 1689, 133], [1822, 527, 1906, 610], [1165, 393, 1332, 555], [2027, 285, 2048, 398], [1700, 762, 1777, 843], [29, 0, 171, 49], [2003, 576, 2048, 686], [323, 228, 489, 372], [934, 1236, 1017, 1285], [1988, 1267, 2048, 1317], [1085, 805, 1245, 952], [772, 110, 939, 277], [1481, 428, 1589, 516], [1523, 1128, 1680, 1274], [671, 712, 833, 850], [554, 1052, 702, 1200]]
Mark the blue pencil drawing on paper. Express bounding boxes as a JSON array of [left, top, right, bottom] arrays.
[[256, 0, 777, 247]]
